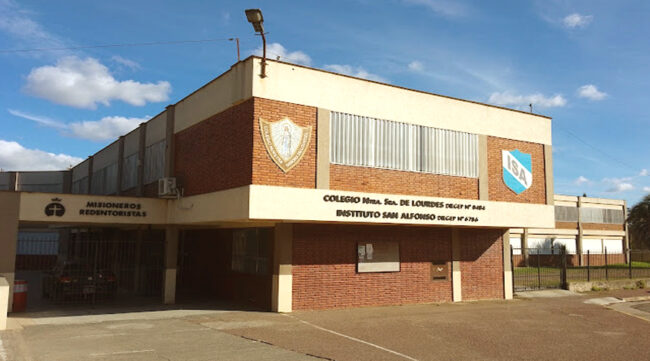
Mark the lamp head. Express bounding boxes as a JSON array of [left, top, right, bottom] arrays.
[[245, 9, 265, 33]]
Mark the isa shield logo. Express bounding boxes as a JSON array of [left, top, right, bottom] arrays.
[[502, 149, 532, 194]]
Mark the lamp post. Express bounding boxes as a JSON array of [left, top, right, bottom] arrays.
[[245, 8, 267, 78]]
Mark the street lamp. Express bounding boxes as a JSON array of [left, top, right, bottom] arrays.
[[245, 8, 267, 78]]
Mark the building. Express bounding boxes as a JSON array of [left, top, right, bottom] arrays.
[[0, 56, 556, 325], [511, 195, 629, 266]]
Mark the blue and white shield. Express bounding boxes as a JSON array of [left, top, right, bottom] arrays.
[[502, 149, 532, 195]]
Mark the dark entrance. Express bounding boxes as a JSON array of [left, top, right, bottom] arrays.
[[177, 228, 273, 310], [15, 227, 164, 310]]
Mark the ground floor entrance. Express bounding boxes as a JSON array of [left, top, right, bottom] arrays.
[[14, 227, 164, 311]]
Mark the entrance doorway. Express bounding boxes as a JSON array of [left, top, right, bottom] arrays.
[[15, 227, 164, 311]]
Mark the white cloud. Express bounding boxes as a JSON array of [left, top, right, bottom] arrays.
[[0, 0, 68, 53], [401, 0, 468, 17], [563, 13, 593, 28], [408, 61, 424, 72], [23, 56, 171, 109], [577, 84, 607, 101], [640, 169, 649, 176], [254, 43, 312, 66], [8, 109, 66, 129], [488, 91, 567, 109], [324, 64, 388, 83], [574, 176, 590, 185], [0, 139, 82, 171], [111, 55, 141, 70], [68, 116, 147, 141], [9, 109, 147, 141], [643, 186, 650, 193], [604, 177, 635, 193]]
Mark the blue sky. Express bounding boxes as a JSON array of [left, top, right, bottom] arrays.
[[0, 0, 648, 205]]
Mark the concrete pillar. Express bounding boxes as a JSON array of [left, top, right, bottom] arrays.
[[544, 145, 554, 205], [478, 135, 489, 200], [577, 197, 584, 265], [86, 156, 94, 195], [164, 105, 176, 178], [522, 228, 530, 266], [0, 277, 8, 330], [316, 108, 330, 190], [0, 192, 20, 313], [137, 122, 147, 197], [502, 230, 513, 299], [451, 228, 462, 302], [116, 136, 125, 196], [163, 226, 179, 304], [272, 223, 293, 312]]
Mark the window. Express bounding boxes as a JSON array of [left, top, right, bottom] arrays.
[[330, 112, 478, 178], [121, 153, 138, 191], [231, 228, 271, 275], [357, 240, 400, 273], [555, 206, 579, 222], [580, 208, 625, 224]]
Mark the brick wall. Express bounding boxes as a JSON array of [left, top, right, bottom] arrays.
[[330, 164, 479, 199], [460, 229, 504, 300], [556, 221, 579, 229], [292, 224, 453, 310], [488, 137, 546, 203], [252, 98, 317, 188], [174, 99, 254, 196], [582, 223, 625, 231]]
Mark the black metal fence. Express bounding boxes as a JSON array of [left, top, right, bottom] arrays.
[[15, 228, 164, 308], [512, 248, 650, 292]]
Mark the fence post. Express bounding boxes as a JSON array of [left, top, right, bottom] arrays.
[[561, 247, 568, 289], [587, 250, 590, 282], [537, 249, 541, 289], [605, 247, 609, 281], [628, 249, 633, 279]]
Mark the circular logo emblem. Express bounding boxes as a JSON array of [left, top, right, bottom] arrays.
[[44, 202, 65, 217]]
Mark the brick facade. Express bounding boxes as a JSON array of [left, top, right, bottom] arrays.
[[330, 164, 479, 199], [252, 98, 317, 188], [460, 229, 504, 300], [556, 221, 578, 229], [487, 136, 546, 204], [291, 224, 505, 310], [174, 99, 254, 196]]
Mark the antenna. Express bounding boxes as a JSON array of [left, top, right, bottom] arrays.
[[529, 103, 533, 113]]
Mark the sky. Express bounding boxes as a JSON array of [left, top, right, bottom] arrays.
[[0, 0, 648, 206]]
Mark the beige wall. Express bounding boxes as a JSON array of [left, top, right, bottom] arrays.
[[19, 192, 167, 225], [123, 128, 141, 156], [145, 111, 167, 146], [93, 141, 120, 169], [252, 59, 552, 145], [247, 185, 555, 229], [174, 59, 254, 133], [72, 158, 90, 181]]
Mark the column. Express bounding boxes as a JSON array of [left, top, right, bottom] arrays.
[[503, 230, 513, 299], [0, 192, 20, 313], [451, 228, 462, 302], [316, 108, 330, 189], [522, 228, 530, 266], [272, 223, 293, 312], [163, 226, 179, 304]]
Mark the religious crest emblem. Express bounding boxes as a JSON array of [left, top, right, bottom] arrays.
[[259, 117, 312, 173], [502, 149, 532, 195], [44, 198, 65, 217]]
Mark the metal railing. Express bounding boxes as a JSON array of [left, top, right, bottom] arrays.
[[512, 248, 650, 291]]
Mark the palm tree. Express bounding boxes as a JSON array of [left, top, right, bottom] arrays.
[[628, 194, 650, 249]]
